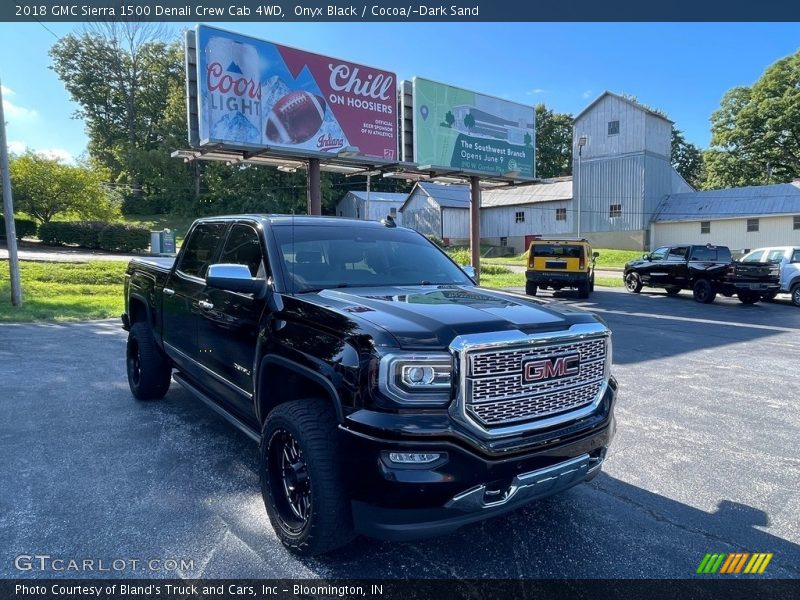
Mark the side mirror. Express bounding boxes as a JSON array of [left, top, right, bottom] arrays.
[[592, 252, 600, 259], [461, 265, 477, 280], [642, 253, 650, 260], [207, 264, 267, 297]]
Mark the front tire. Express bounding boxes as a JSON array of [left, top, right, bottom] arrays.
[[791, 283, 800, 307], [761, 291, 778, 302], [260, 399, 355, 556], [126, 322, 171, 400], [624, 272, 643, 293], [738, 291, 760, 305], [577, 281, 590, 299], [692, 279, 716, 304], [525, 282, 538, 296], [665, 286, 681, 296]]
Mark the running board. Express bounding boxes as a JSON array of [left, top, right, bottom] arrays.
[[172, 372, 260, 443]]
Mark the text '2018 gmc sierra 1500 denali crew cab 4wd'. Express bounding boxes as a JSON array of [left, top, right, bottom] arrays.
[[122, 216, 617, 555]]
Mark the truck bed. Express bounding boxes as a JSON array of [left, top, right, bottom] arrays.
[[128, 256, 175, 272]]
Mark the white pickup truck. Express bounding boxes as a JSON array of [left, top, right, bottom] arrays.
[[739, 246, 800, 306]]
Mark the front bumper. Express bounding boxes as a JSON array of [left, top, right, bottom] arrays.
[[340, 378, 617, 541]]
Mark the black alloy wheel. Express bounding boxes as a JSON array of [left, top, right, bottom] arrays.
[[268, 428, 312, 533]]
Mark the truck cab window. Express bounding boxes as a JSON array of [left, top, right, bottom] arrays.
[[219, 224, 267, 278], [650, 247, 669, 261], [178, 223, 227, 279], [668, 247, 688, 260]]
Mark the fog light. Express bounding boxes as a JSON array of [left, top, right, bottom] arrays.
[[388, 452, 442, 464]]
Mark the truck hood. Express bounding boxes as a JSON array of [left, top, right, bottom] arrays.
[[301, 285, 598, 349]]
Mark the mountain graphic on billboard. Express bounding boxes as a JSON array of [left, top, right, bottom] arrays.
[[211, 111, 260, 144]]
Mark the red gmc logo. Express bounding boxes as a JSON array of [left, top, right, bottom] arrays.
[[523, 354, 580, 383]]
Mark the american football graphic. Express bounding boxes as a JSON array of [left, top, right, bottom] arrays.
[[265, 91, 327, 144]]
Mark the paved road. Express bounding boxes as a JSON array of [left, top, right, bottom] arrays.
[[1, 288, 799, 579]]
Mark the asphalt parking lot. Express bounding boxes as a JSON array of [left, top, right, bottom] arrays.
[[1, 286, 799, 579]]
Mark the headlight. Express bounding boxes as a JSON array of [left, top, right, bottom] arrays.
[[378, 353, 452, 406]]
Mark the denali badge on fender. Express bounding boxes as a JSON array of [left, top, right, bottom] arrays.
[[523, 354, 580, 383]]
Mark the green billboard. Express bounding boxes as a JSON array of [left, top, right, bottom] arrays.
[[412, 78, 535, 179]]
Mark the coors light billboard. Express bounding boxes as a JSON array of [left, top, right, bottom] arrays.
[[195, 25, 398, 161]]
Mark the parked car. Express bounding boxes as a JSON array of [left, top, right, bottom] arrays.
[[525, 238, 598, 298], [739, 246, 800, 306], [623, 244, 780, 304], [122, 216, 617, 555]]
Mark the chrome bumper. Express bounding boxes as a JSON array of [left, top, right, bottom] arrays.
[[445, 451, 604, 512]]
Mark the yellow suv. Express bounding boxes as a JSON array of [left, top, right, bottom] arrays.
[[525, 239, 599, 299]]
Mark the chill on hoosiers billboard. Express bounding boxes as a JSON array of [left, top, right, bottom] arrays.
[[412, 78, 535, 178], [195, 25, 397, 161]]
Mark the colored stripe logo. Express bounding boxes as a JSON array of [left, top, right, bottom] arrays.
[[697, 552, 773, 574]]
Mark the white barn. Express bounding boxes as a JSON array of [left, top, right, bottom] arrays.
[[480, 179, 573, 253], [398, 182, 471, 244], [336, 191, 407, 222], [651, 181, 800, 253]]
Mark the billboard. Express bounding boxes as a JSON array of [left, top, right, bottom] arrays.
[[195, 25, 398, 161], [412, 78, 535, 178]]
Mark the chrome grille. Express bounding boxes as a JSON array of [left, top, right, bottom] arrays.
[[464, 336, 607, 427]]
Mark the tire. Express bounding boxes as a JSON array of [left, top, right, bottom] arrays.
[[589, 275, 595, 292], [692, 279, 716, 304], [761, 291, 778, 302], [577, 281, 590, 299], [791, 283, 800, 307], [126, 321, 171, 400], [665, 286, 681, 296], [738, 291, 760, 305], [624, 272, 642, 293], [260, 399, 355, 556], [525, 282, 538, 296]]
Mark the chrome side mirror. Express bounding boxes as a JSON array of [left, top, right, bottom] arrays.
[[207, 264, 266, 296]]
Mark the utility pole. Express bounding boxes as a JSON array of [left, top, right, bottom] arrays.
[[307, 158, 321, 215], [365, 173, 371, 220], [469, 176, 481, 285], [0, 80, 22, 306]]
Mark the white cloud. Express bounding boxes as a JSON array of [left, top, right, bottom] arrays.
[[582, 90, 593, 99], [526, 88, 547, 96], [1, 84, 15, 97], [2, 98, 38, 121], [5, 141, 74, 163]]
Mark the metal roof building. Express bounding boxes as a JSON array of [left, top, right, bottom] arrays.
[[651, 181, 800, 251], [336, 190, 408, 222]]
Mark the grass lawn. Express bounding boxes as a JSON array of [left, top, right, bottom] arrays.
[[479, 271, 623, 290], [121, 214, 197, 245], [483, 248, 643, 270], [0, 261, 127, 322]]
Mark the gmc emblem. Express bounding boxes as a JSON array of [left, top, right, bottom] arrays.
[[523, 354, 580, 383]]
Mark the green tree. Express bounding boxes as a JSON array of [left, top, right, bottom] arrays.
[[705, 50, 800, 188], [9, 152, 119, 223], [535, 104, 573, 179], [441, 111, 455, 128], [671, 128, 705, 189], [463, 113, 476, 131], [49, 24, 186, 197]]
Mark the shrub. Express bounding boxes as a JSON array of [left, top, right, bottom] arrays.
[[426, 235, 445, 248], [0, 215, 37, 240], [38, 221, 150, 252], [448, 248, 471, 266], [97, 223, 150, 252], [480, 264, 512, 275]]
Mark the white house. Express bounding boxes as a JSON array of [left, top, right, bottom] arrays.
[[336, 191, 408, 222], [651, 181, 800, 253]]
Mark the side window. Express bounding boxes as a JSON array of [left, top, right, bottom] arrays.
[[766, 249, 785, 263], [792, 250, 800, 263], [741, 250, 766, 263], [178, 223, 227, 279], [668, 246, 688, 260], [650, 247, 669, 261], [219, 224, 266, 278]]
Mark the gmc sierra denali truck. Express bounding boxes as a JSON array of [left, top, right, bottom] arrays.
[[623, 244, 780, 304], [122, 215, 617, 555]]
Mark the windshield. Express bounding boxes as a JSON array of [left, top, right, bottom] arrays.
[[273, 225, 473, 293]]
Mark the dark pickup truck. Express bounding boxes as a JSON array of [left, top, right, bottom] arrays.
[[623, 244, 780, 304], [123, 215, 617, 555]]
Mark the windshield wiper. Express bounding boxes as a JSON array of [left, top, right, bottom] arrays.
[[299, 283, 359, 293]]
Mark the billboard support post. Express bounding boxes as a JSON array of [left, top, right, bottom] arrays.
[[469, 175, 481, 285], [307, 158, 321, 215], [0, 80, 22, 306]]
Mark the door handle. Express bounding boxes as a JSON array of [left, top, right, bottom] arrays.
[[198, 300, 214, 310], [163, 288, 175, 296]]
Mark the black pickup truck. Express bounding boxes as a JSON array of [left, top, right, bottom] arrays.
[[123, 215, 617, 555], [623, 244, 780, 304]]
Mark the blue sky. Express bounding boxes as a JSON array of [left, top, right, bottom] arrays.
[[1, 22, 798, 162]]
